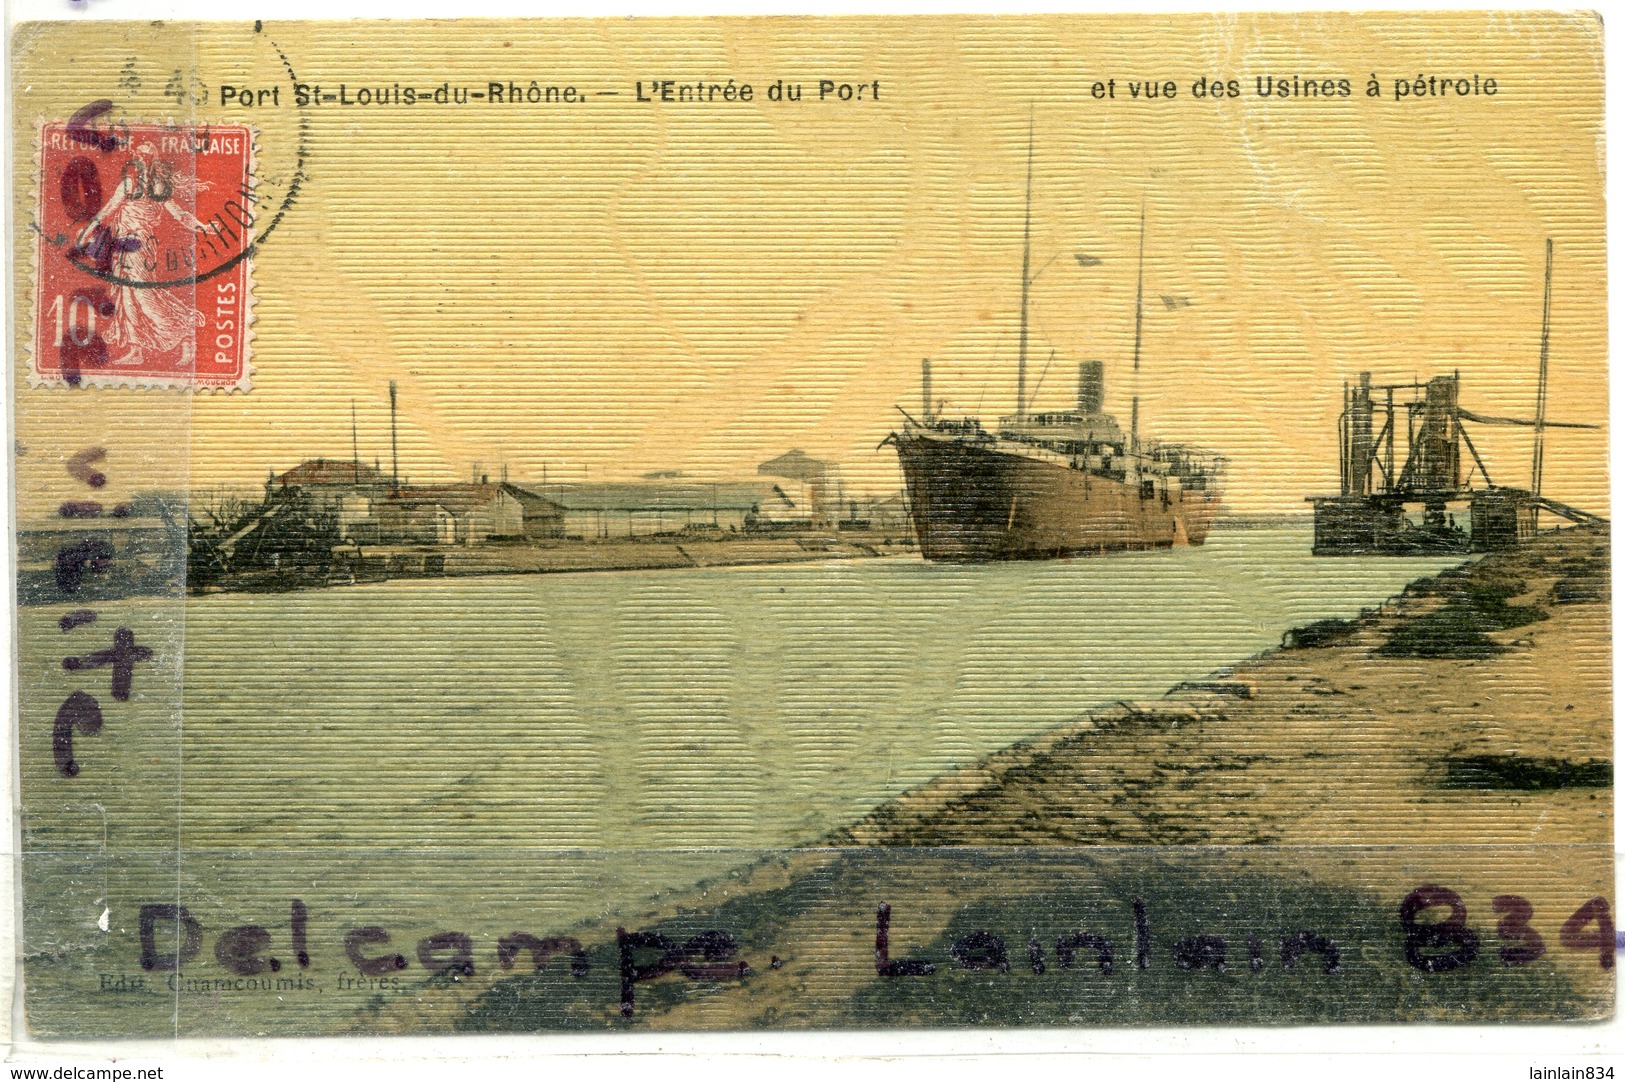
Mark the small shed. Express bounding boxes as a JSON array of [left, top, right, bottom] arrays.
[[500, 483, 567, 539]]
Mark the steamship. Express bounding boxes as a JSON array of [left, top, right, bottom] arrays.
[[889, 136, 1224, 563]]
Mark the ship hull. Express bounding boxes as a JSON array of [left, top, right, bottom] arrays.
[[896, 433, 1220, 562]]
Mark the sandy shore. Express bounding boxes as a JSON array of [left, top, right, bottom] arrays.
[[830, 524, 1611, 853]]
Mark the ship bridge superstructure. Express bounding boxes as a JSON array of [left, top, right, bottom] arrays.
[[903, 372, 1222, 501]]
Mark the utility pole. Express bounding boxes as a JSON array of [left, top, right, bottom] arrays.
[[1532, 238, 1553, 497], [389, 381, 400, 495], [1531, 238, 1554, 532]]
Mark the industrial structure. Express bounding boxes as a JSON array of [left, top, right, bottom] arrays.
[[1308, 244, 1603, 554]]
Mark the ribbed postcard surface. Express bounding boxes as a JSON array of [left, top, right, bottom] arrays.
[[10, 12, 1611, 1036]]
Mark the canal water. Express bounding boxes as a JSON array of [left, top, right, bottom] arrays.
[[173, 525, 1460, 854]]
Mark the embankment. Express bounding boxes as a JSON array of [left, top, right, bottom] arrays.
[[418, 535, 903, 575], [827, 523, 1611, 851]]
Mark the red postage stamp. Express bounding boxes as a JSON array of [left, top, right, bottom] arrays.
[[32, 115, 255, 390]]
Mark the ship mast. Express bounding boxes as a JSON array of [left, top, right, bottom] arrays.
[[1016, 117, 1034, 421], [1130, 202, 1146, 455]]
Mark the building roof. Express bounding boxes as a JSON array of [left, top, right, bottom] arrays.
[[390, 483, 507, 515], [759, 449, 830, 482], [499, 482, 566, 514], [519, 481, 781, 513], [274, 459, 393, 487]]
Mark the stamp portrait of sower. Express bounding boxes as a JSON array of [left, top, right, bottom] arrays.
[[75, 141, 210, 369]]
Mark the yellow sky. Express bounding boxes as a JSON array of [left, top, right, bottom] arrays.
[[12, 13, 1607, 515]]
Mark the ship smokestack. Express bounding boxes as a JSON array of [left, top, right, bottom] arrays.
[[1077, 361, 1105, 415], [921, 358, 933, 421]]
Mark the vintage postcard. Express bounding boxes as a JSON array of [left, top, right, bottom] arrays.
[[8, 11, 1612, 1040]]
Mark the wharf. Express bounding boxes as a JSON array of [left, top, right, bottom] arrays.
[[194, 533, 913, 594]]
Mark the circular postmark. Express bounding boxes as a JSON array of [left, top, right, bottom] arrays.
[[30, 26, 311, 388], [50, 33, 308, 291]]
